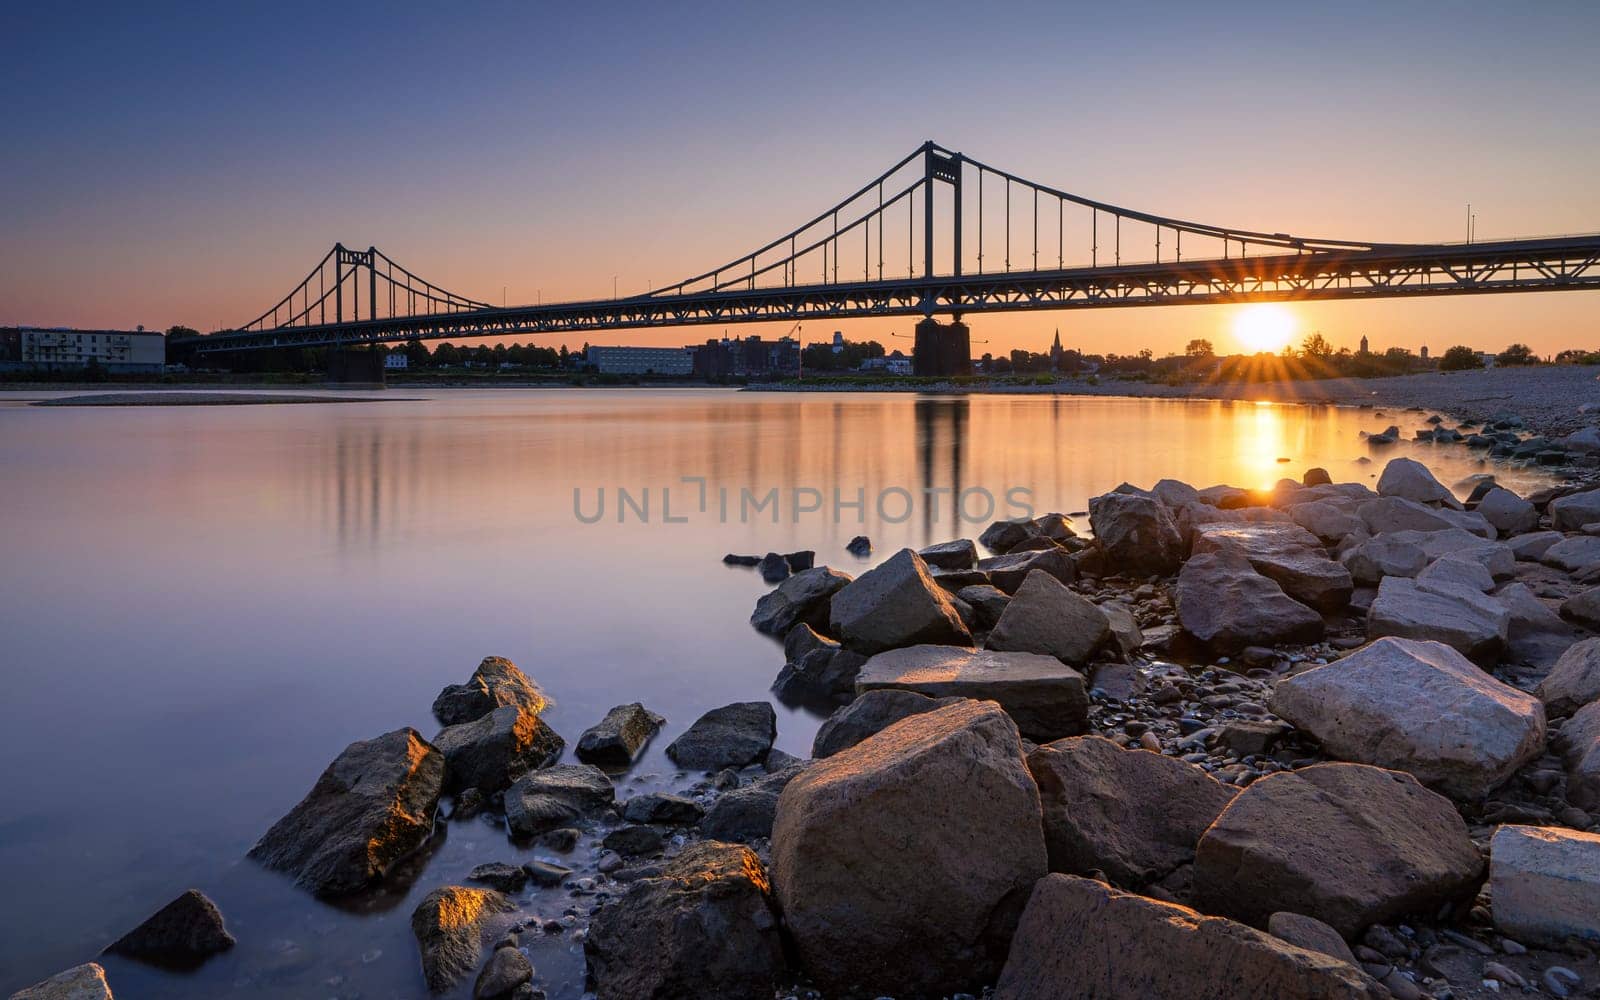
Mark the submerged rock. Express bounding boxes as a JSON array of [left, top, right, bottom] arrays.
[[248, 727, 444, 897], [1193, 763, 1483, 937], [432, 656, 549, 727], [503, 764, 614, 839], [845, 535, 872, 557], [665, 702, 776, 771], [855, 644, 1088, 741], [771, 700, 1046, 998], [585, 842, 786, 1000], [434, 705, 564, 793], [575, 702, 665, 767], [1269, 636, 1545, 799], [756, 552, 790, 584], [1027, 735, 1234, 887], [749, 566, 852, 637], [828, 548, 972, 654], [994, 875, 1387, 1000], [473, 945, 532, 999], [103, 889, 234, 968], [410, 885, 517, 993]]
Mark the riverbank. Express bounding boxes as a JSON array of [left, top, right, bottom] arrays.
[[31, 392, 420, 407]]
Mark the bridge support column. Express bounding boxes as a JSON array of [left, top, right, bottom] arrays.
[[912, 318, 972, 378], [327, 349, 386, 388]]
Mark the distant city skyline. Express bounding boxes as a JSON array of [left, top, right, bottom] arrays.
[[4, 2, 1598, 355]]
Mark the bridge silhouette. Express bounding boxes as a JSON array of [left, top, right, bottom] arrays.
[[179, 141, 1600, 355]]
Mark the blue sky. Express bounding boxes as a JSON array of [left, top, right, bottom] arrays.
[[4, 1, 1598, 354]]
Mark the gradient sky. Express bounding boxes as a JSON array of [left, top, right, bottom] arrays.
[[4, 1, 1599, 356]]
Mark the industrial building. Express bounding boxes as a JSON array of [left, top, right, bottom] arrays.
[[585, 345, 694, 375], [0, 327, 166, 373]]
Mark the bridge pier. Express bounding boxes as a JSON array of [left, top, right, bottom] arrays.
[[326, 349, 386, 388], [912, 318, 972, 378]]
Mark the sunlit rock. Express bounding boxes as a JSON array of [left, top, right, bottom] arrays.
[[855, 644, 1087, 740], [409, 885, 517, 993]]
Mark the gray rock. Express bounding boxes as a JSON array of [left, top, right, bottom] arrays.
[[665, 702, 776, 770], [698, 764, 808, 841], [1366, 576, 1509, 664], [473, 945, 533, 1000], [1359, 496, 1494, 538], [248, 727, 445, 897], [919, 538, 978, 570], [1539, 638, 1600, 717], [575, 703, 665, 768], [772, 644, 866, 704], [1099, 601, 1144, 657], [466, 862, 528, 893], [503, 764, 614, 838], [1378, 457, 1459, 506], [433, 656, 550, 726], [104, 889, 234, 968], [1290, 499, 1367, 546], [7, 964, 113, 1000], [1303, 467, 1334, 487], [975, 547, 1077, 594], [994, 875, 1388, 1000], [1416, 554, 1495, 593], [1548, 536, 1600, 574], [756, 552, 789, 584], [585, 842, 786, 1000], [1089, 491, 1183, 576], [523, 859, 572, 887], [1191, 522, 1353, 611], [811, 688, 964, 758], [1390, 527, 1515, 579], [622, 793, 703, 826], [828, 548, 972, 654], [1175, 550, 1324, 653], [1476, 487, 1539, 535], [411, 886, 517, 993], [955, 583, 1011, 629], [1193, 763, 1484, 937], [1499, 581, 1577, 670], [845, 535, 872, 557], [856, 644, 1088, 741], [979, 519, 1039, 554], [1510, 530, 1564, 561], [1561, 700, 1600, 811], [435, 705, 564, 793], [772, 700, 1046, 997], [604, 824, 666, 857], [784, 550, 815, 572], [985, 570, 1112, 666], [749, 566, 852, 636], [1027, 735, 1235, 886], [1340, 534, 1426, 586], [1490, 824, 1600, 948], [1269, 636, 1546, 798], [1551, 488, 1600, 531], [1268, 912, 1359, 965], [1564, 587, 1600, 629]]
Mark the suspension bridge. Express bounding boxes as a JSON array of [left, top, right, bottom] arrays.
[[175, 141, 1600, 361]]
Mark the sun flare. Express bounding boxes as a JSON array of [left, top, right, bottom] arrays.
[[1233, 304, 1297, 353]]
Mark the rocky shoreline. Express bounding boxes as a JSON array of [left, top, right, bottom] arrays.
[[19, 414, 1600, 999]]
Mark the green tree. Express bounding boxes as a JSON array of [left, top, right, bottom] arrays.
[[1497, 343, 1537, 366], [1439, 345, 1483, 371], [1300, 332, 1334, 358], [1185, 338, 1214, 358]]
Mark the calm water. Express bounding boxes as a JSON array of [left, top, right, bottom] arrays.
[[0, 388, 1555, 997]]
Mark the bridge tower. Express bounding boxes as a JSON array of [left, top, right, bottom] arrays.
[[912, 145, 972, 377]]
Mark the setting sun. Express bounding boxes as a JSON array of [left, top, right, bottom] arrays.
[[1233, 303, 1297, 353]]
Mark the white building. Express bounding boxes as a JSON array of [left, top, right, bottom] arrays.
[[384, 353, 409, 370], [8, 328, 165, 373], [586, 345, 694, 375]]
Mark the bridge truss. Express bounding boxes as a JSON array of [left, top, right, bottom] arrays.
[[180, 142, 1600, 353]]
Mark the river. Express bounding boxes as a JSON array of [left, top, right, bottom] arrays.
[[0, 388, 1557, 997]]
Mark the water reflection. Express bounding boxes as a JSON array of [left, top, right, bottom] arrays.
[[0, 388, 1556, 998]]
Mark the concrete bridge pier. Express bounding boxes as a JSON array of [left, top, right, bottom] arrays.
[[912, 317, 972, 377], [327, 348, 386, 387]]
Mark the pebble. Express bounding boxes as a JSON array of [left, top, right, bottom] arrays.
[[1544, 967, 1581, 997], [1483, 962, 1527, 989], [1138, 732, 1162, 752]]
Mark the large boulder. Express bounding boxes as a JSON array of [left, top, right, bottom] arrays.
[[1538, 637, 1600, 717], [1561, 700, 1600, 811], [103, 889, 234, 968], [432, 656, 548, 726], [771, 700, 1046, 997], [1268, 912, 1358, 965], [919, 538, 978, 570], [1193, 763, 1484, 937], [1476, 487, 1539, 535], [985, 570, 1112, 666], [1416, 553, 1495, 593], [1366, 576, 1509, 664], [993, 875, 1387, 1000], [665, 702, 776, 770], [855, 645, 1088, 741], [1391, 527, 1515, 579], [828, 548, 972, 654], [8, 964, 113, 1000], [1269, 637, 1546, 799], [1499, 581, 1577, 670], [1490, 824, 1600, 948], [1377, 456, 1458, 506], [811, 688, 964, 758], [1340, 534, 1426, 585], [434, 705, 564, 793], [974, 547, 1076, 594], [1088, 491, 1182, 576], [1359, 496, 1493, 538], [585, 842, 785, 999], [503, 763, 614, 838], [1551, 487, 1600, 531], [979, 518, 1039, 554], [1541, 535, 1600, 573], [1175, 551, 1324, 653], [698, 764, 808, 842], [473, 947, 532, 999], [1190, 522, 1352, 611], [1026, 735, 1235, 887], [749, 567, 851, 636], [248, 727, 444, 896], [575, 703, 665, 767], [1289, 499, 1366, 546], [410, 886, 517, 993]]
